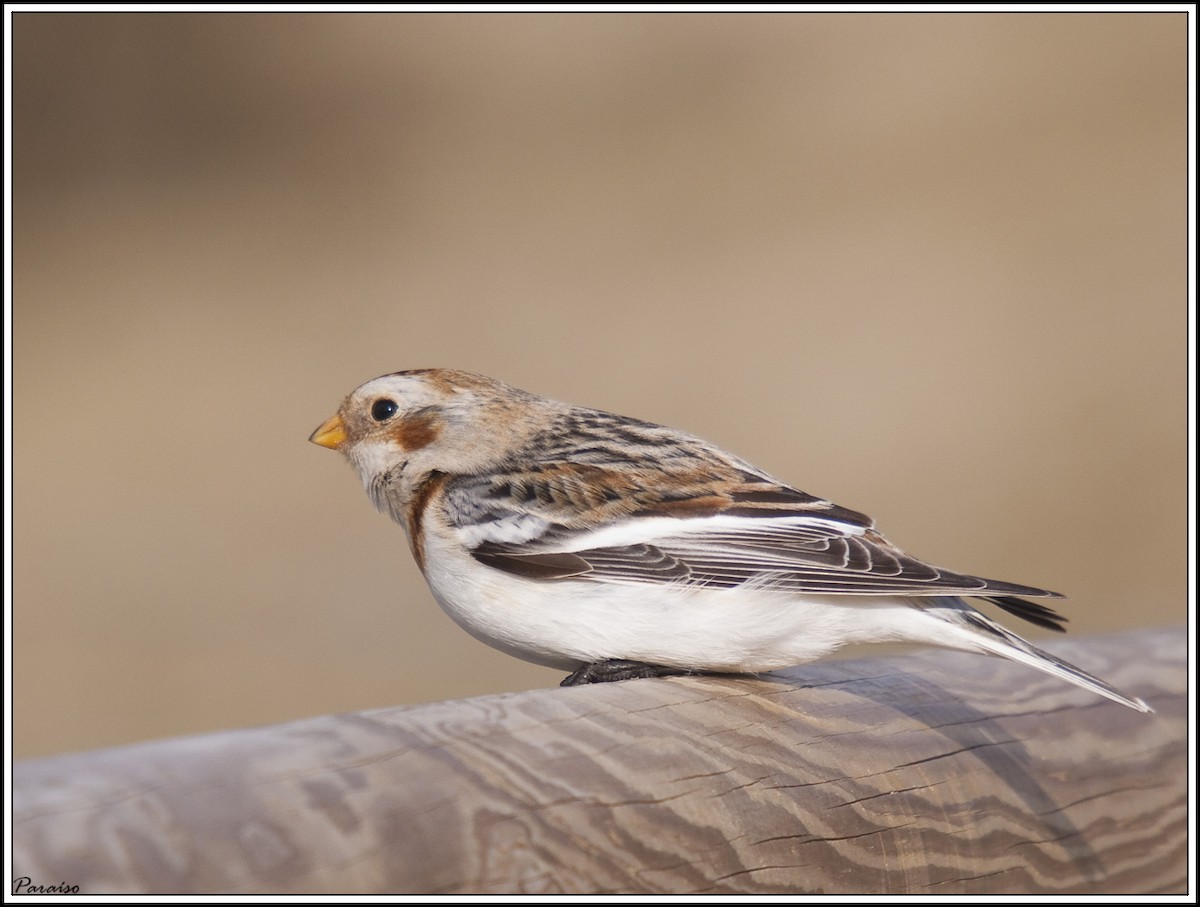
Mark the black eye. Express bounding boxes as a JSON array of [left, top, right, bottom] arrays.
[[371, 398, 399, 422]]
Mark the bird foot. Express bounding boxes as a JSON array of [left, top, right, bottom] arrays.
[[560, 659, 688, 686]]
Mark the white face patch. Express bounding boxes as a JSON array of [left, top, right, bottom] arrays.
[[347, 437, 403, 497], [354, 373, 444, 414]]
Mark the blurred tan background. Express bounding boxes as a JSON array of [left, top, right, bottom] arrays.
[[11, 13, 1186, 759]]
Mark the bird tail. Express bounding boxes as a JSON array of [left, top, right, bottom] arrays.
[[923, 597, 1153, 713]]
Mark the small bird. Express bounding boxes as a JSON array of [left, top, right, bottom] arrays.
[[310, 368, 1151, 712]]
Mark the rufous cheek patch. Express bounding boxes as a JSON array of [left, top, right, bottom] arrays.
[[392, 411, 443, 452]]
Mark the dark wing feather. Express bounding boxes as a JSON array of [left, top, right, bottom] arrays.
[[473, 529, 1068, 632], [474, 524, 1064, 601]]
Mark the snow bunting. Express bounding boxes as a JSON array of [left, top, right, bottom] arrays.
[[310, 368, 1151, 712]]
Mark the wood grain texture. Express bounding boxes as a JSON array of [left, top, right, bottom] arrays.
[[12, 628, 1186, 895]]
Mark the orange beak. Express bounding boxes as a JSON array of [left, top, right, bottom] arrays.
[[309, 414, 348, 450]]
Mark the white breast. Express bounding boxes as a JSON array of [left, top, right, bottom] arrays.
[[419, 520, 943, 672]]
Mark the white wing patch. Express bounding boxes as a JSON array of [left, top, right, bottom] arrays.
[[542, 514, 869, 554], [457, 512, 552, 548]]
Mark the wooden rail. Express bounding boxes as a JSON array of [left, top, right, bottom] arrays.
[[11, 627, 1187, 895]]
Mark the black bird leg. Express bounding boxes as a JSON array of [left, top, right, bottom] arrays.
[[560, 659, 689, 686]]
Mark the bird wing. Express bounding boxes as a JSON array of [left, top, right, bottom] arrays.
[[443, 458, 1065, 626]]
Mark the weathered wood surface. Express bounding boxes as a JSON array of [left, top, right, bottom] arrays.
[[12, 627, 1186, 895]]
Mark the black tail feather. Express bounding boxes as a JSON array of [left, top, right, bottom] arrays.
[[981, 595, 1069, 633]]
